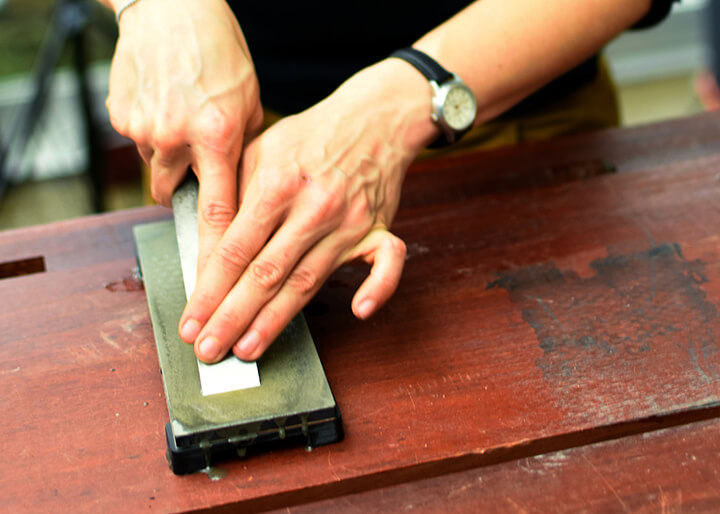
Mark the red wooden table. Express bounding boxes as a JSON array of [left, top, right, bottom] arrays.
[[2, 113, 720, 512]]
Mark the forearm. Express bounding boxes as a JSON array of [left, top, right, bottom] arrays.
[[413, 0, 652, 124]]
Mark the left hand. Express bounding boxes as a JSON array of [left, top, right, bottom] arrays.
[[178, 58, 439, 362]]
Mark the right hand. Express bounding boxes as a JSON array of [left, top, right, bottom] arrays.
[[106, 0, 263, 272]]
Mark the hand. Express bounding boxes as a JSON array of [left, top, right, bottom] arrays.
[[106, 0, 263, 272], [178, 58, 440, 362]]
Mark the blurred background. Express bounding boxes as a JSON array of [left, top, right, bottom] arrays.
[[0, 0, 715, 230]]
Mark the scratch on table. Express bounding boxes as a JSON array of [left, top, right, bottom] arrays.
[[658, 485, 683, 514], [517, 459, 539, 475], [100, 332, 121, 351], [447, 480, 472, 499], [327, 450, 340, 481], [582, 454, 630, 513], [1, 366, 20, 375], [659, 485, 668, 514], [358, 403, 390, 422], [406, 390, 417, 411], [630, 216, 656, 248], [505, 497, 529, 514], [528, 295, 565, 333]]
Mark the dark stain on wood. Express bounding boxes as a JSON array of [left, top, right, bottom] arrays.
[[489, 243, 720, 388]]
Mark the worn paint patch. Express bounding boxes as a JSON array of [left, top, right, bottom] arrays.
[[488, 244, 720, 391]]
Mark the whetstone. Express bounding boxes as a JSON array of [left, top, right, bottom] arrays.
[[134, 218, 343, 474]]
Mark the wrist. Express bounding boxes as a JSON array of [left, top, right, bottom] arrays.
[[357, 59, 443, 154], [111, 0, 152, 28]]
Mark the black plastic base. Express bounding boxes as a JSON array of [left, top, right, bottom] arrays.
[[165, 407, 344, 475]]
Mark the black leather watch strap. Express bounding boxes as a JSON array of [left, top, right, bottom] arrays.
[[389, 48, 453, 84]]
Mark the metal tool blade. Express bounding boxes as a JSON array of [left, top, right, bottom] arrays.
[[171, 176, 260, 395]]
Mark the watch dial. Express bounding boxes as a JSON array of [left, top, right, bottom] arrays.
[[443, 86, 476, 131]]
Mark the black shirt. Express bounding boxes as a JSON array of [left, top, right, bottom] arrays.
[[228, 1, 678, 115]]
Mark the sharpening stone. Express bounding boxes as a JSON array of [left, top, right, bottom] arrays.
[[133, 178, 343, 475]]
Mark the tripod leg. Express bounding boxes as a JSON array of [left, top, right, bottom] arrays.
[[72, 22, 104, 213]]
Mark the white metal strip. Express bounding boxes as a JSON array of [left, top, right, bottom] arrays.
[[172, 177, 260, 396]]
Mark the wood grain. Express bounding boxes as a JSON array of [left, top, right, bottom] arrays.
[[2, 113, 720, 512], [277, 418, 720, 513]]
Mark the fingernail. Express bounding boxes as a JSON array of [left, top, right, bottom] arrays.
[[235, 330, 260, 357], [198, 336, 222, 362], [180, 318, 201, 342], [357, 299, 376, 319]]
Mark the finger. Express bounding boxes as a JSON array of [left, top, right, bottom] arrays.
[[348, 229, 406, 320], [244, 102, 264, 142], [177, 174, 296, 349], [189, 168, 348, 361], [193, 146, 240, 277], [237, 139, 257, 203], [136, 145, 153, 165], [233, 228, 405, 361], [230, 232, 345, 361], [190, 202, 340, 362], [149, 147, 190, 206]]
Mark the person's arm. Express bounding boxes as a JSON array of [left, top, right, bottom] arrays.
[[98, 0, 263, 274], [413, 0, 652, 126], [179, 0, 653, 363]]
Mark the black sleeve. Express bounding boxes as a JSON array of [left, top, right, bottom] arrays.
[[632, 0, 679, 29]]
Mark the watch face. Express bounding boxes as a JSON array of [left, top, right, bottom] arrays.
[[442, 85, 476, 131]]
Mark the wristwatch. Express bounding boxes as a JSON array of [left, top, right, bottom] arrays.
[[390, 47, 477, 148]]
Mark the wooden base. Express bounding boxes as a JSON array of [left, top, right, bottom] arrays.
[[2, 113, 720, 512]]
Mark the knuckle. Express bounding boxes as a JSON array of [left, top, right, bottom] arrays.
[[257, 193, 279, 217], [319, 187, 345, 216], [127, 117, 150, 147], [257, 308, 282, 333], [215, 240, 253, 271], [306, 188, 345, 226], [249, 260, 284, 291], [193, 289, 220, 310], [197, 108, 237, 149], [106, 102, 128, 135], [201, 200, 235, 229], [287, 267, 320, 296], [257, 170, 299, 212], [214, 307, 242, 332], [152, 130, 183, 156], [344, 195, 373, 230], [105, 91, 119, 112], [386, 235, 407, 260]]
